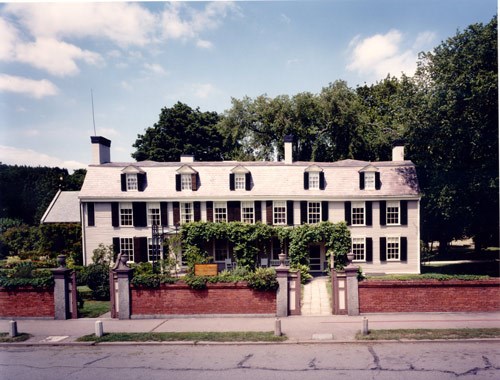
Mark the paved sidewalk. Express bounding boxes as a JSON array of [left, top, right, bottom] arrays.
[[1, 312, 499, 345]]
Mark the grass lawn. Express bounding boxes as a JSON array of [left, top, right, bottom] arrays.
[[356, 328, 500, 341], [77, 331, 287, 343], [0, 333, 31, 343], [78, 300, 110, 318]]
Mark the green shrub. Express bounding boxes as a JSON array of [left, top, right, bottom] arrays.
[[131, 273, 160, 288], [290, 264, 312, 284], [246, 267, 278, 291], [184, 274, 208, 290], [82, 264, 110, 300], [0, 265, 53, 289]]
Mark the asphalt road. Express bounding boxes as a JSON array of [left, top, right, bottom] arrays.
[[1, 341, 499, 380]]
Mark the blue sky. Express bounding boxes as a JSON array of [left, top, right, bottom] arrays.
[[0, 1, 496, 170]]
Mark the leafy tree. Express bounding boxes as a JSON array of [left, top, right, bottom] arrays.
[[132, 102, 227, 162]]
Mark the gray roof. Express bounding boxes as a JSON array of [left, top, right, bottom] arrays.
[[41, 190, 81, 224]]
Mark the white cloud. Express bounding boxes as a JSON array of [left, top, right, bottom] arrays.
[[143, 63, 167, 75], [196, 39, 213, 49], [280, 14, 291, 24], [0, 16, 18, 60], [120, 81, 133, 91], [0, 145, 86, 171], [0, 74, 58, 98], [192, 83, 216, 99], [413, 31, 437, 50]]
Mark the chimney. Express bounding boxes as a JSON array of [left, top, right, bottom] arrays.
[[392, 140, 405, 161], [90, 136, 111, 165], [180, 154, 194, 163], [284, 135, 293, 164]]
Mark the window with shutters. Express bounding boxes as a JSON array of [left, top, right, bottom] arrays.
[[386, 236, 400, 260], [386, 201, 400, 225], [148, 237, 161, 262], [120, 237, 134, 262], [351, 202, 365, 226], [352, 237, 366, 262], [235, 173, 246, 190], [364, 172, 376, 190], [180, 202, 193, 224], [308, 202, 321, 224], [273, 201, 287, 225], [120, 203, 133, 226], [308, 172, 320, 189], [181, 174, 192, 190], [126, 174, 138, 191], [214, 202, 227, 223], [241, 201, 254, 223]]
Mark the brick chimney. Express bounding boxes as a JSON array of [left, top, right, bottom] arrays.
[[392, 139, 405, 161], [284, 135, 293, 164], [90, 136, 111, 165]]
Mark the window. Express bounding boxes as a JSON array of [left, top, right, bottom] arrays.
[[364, 172, 376, 190], [214, 240, 229, 262], [120, 237, 134, 261], [148, 238, 161, 262], [214, 202, 227, 223], [351, 202, 365, 225], [386, 201, 400, 225], [352, 237, 366, 262], [309, 172, 320, 189], [235, 173, 246, 190], [120, 203, 133, 226], [180, 202, 193, 224], [181, 174, 192, 190], [308, 202, 321, 224], [273, 201, 287, 225], [126, 174, 138, 191], [147, 203, 160, 226], [241, 201, 254, 223], [386, 237, 400, 260]]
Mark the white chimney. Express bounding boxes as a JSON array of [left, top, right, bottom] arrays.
[[392, 140, 405, 161], [91, 136, 111, 165], [180, 154, 194, 163], [284, 135, 293, 164]]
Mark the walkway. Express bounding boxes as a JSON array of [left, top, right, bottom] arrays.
[[301, 276, 331, 316]]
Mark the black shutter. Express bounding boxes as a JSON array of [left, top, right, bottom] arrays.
[[229, 173, 235, 191], [112, 237, 120, 260], [375, 172, 381, 190], [380, 201, 387, 226], [137, 173, 146, 192], [175, 174, 181, 191], [319, 172, 325, 190], [366, 201, 372, 226], [173, 202, 180, 226], [380, 237, 387, 261], [87, 202, 95, 226], [133, 202, 147, 227], [400, 237, 408, 261], [366, 238, 373, 262], [255, 201, 262, 222], [134, 237, 148, 263], [401, 200, 408, 225], [160, 202, 168, 226], [266, 201, 273, 225], [303, 172, 309, 189], [359, 173, 365, 190], [228, 201, 241, 222], [121, 174, 127, 191], [111, 202, 119, 227], [321, 201, 329, 221], [191, 173, 198, 191], [287, 200, 294, 226], [206, 201, 213, 222], [193, 202, 201, 221], [245, 173, 251, 190], [344, 201, 351, 225], [300, 201, 308, 224]]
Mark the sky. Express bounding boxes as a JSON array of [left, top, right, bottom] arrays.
[[0, 0, 496, 171]]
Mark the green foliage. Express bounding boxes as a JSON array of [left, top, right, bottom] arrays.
[[183, 274, 208, 290], [246, 267, 278, 291], [364, 273, 490, 282], [131, 273, 161, 288], [290, 264, 312, 284], [0, 262, 54, 289], [91, 244, 114, 266], [81, 264, 110, 300]]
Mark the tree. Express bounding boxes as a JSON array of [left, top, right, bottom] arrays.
[[132, 102, 227, 162]]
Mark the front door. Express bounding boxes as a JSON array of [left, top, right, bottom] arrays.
[[309, 245, 322, 274]]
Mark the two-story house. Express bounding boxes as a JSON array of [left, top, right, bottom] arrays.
[[78, 135, 421, 275]]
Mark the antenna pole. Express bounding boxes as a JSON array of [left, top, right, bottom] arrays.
[[91, 89, 97, 136]]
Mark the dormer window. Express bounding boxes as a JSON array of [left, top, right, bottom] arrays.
[[235, 173, 246, 190], [364, 172, 376, 190], [126, 174, 138, 191], [304, 165, 325, 190], [230, 165, 251, 191], [309, 172, 320, 189], [359, 164, 381, 190], [176, 165, 198, 191], [121, 165, 146, 192], [181, 174, 192, 190]]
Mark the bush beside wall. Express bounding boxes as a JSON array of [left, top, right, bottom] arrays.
[[359, 279, 500, 313], [0, 287, 54, 318]]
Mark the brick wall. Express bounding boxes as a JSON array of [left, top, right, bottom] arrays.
[[131, 282, 276, 316], [0, 287, 55, 318], [359, 279, 500, 313]]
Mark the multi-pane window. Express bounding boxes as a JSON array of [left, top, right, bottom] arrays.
[[364, 172, 375, 190], [148, 203, 160, 226], [120, 237, 134, 261], [241, 201, 254, 224], [308, 172, 320, 189], [352, 237, 366, 262], [386, 201, 400, 225], [214, 240, 229, 262], [214, 202, 227, 223], [273, 201, 287, 225], [126, 174, 138, 191], [235, 173, 246, 190], [308, 202, 321, 224], [181, 174, 192, 190], [180, 202, 193, 224], [120, 203, 133, 226], [386, 237, 400, 260], [351, 202, 365, 225], [271, 237, 281, 260], [148, 238, 161, 262]]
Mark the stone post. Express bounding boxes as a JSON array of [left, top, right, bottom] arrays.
[[52, 255, 72, 320], [345, 252, 360, 316], [113, 254, 134, 320], [275, 252, 289, 317]]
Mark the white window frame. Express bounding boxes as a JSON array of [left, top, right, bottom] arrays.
[[181, 174, 192, 190], [386, 201, 400, 225], [241, 201, 254, 224], [147, 237, 162, 262], [308, 172, 320, 189], [273, 201, 287, 225], [235, 173, 246, 190], [147, 202, 160, 226], [126, 173, 138, 191], [364, 172, 376, 190], [352, 237, 366, 262], [214, 202, 227, 223], [308, 201, 321, 224], [120, 237, 134, 262], [180, 202, 193, 224], [120, 202, 133, 226], [386, 236, 401, 261], [351, 201, 365, 226]]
